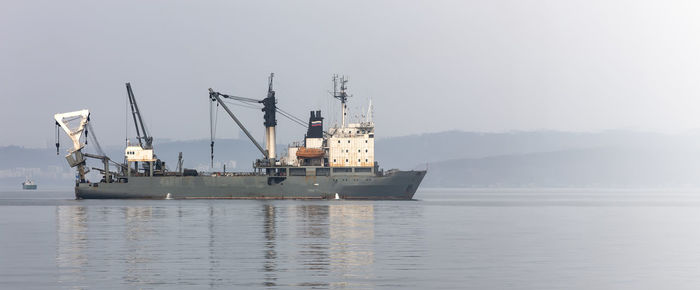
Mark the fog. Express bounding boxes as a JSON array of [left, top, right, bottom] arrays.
[[2, 0, 700, 148]]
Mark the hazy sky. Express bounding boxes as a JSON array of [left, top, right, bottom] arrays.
[[2, 0, 700, 148]]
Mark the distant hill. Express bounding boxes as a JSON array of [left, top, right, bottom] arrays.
[[3, 130, 700, 188], [423, 145, 700, 188], [374, 130, 697, 169]]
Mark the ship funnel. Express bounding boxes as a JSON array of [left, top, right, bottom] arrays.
[[307, 110, 324, 138]]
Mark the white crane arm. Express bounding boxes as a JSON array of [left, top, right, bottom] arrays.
[[54, 109, 89, 153]]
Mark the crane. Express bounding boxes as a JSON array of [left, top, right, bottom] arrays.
[[54, 110, 124, 183], [126, 83, 153, 149], [125, 82, 160, 176], [54, 110, 90, 182], [208, 73, 277, 165]]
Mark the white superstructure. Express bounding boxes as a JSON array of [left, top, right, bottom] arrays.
[[327, 123, 374, 167], [280, 75, 376, 169], [125, 144, 155, 162]]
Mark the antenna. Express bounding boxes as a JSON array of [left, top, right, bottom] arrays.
[[268, 72, 274, 94], [367, 97, 373, 123], [333, 75, 350, 127]]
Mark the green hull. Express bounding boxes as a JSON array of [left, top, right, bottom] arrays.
[[76, 170, 426, 200]]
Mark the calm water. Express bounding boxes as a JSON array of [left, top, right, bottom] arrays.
[[2, 188, 700, 289]]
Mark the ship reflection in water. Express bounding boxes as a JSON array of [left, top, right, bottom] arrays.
[[55, 201, 405, 288]]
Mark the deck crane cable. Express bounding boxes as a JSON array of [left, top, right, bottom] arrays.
[[223, 99, 262, 110], [219, 96, 307, 128], [212, 99, 266, 166], [210, 90, 269, 164], [84, 115, 89, 145], [209, 87, 318, 162], [55, 121, 60, 155], [218, 93, 260, 103], [85, 120, 127, 172], [276, 107, 307, 125], [276, 108, 308, 128], [210, 99, 219, 167], [215, 90, 306, 125], [86, 121, 105, 157], [277, 111, 305, 127]]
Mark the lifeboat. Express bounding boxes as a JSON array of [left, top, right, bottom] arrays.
[[296, 147, 325, 158]]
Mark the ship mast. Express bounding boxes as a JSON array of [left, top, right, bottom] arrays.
[[333, 75, 349, 128], [262, 73, 277, 160]]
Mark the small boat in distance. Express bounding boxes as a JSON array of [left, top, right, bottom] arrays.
[[22, 178, 37, 190]]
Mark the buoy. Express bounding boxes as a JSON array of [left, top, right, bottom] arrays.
[[334, 193, 340, 200], [165, 193, 172, 200]]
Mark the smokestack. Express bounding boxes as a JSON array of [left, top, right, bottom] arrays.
[[306, 110, 324, 138]]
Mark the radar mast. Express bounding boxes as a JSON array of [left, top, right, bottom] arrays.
[[332, 75, 350, 127]]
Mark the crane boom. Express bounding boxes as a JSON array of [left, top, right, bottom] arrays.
[[126, 83, 152, 149], [209, 89, 268, 158], [208, 74, 278, 163]]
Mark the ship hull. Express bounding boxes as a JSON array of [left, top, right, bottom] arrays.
[[75, 170, 426, 200]]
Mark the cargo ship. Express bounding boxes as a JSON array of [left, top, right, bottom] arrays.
[[54, 74, 426, 199]]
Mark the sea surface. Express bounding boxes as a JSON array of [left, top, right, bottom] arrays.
[[2, 187, 700, 289]]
